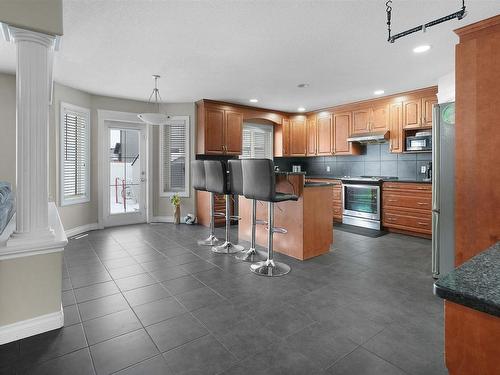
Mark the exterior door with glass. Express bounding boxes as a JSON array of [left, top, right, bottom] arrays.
[[103, 122, 147, 226]]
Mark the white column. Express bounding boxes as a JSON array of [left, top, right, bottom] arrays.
[[5, 27, 56, 242]]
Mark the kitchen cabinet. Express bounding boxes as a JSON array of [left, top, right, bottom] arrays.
[[403, 95, 437, 129], [316, 113, 333, 155], [382, 182, 432, 237], [306, 178, 343, 222], [306, 114, 317, 156], [333, 112, 361, 156], [196, 103, 243, 155], [389, 102, 403, 153], [289, 116, 307, 156], [282, 118, 290, 156], [351, 109, 371, 134], [371, 103, 389, 131]]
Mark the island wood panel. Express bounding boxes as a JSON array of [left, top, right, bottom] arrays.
[[196, 191, 232, 227], [238, 174, 332, 260], [454, 15, 500, 265], [444, 301, 500, 375], [306, 178, 343, 222]]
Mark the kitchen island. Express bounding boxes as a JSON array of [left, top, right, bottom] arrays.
[[238, 172, 333, 260]]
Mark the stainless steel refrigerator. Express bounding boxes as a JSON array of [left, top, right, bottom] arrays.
[[431, 102, 455, 278]]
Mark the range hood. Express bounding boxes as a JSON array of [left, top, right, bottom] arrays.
[[347, 131, 390, 144]]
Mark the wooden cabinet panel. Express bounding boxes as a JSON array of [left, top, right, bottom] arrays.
[[224, 110, 242, 154], [333, 204, 343, 221], [383, 209, 431, 234], [290, 116, 306, 156], [333, 112, 360, 155], [282, 118, 290, 156], [316, 114, 332, 155], [384, 192, 432, 211], [383, 182, 431, 192], [306, 115, 317, 156], [371, 104, 389, 131], [352, 109, 370, 134], [403, 99, 421, 129], [205, 108, 225, 154], [332, 187, 342, 201], [389, 102, 403, 153], [422, 96, 437, 128]]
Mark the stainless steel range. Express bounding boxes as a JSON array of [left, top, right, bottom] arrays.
[[341, 176, 397, 230]]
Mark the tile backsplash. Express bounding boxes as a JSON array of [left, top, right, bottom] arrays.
[[275, 143, 432, 181]]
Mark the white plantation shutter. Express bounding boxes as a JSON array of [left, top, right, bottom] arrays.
[[159, 117, 190, 197], [60, 103, 90, 206], [240, 123, 273, 159]]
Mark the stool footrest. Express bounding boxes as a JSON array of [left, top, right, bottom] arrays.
[[272, 227, 287, 234], [255, 220, 267, 225], [213, 212, 225, 218], [229, 215, 241, 221]]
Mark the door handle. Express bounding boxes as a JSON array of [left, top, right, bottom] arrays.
[[140, 178, 146, 182]]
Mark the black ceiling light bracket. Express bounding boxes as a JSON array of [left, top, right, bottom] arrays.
[[386, 0, 467, 43]]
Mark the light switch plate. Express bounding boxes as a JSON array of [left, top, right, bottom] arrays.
[[420, 165, 427, 173], [326, 166, 331, 172]]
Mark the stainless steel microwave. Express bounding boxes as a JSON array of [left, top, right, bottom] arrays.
[[406, 131, 432, 151]]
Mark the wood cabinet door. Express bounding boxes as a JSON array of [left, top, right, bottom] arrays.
[[351, 108, 370, 134], [224, 110, 243, 154], [422, 96, 437, 127], [316, 114, 332, 155], [205, 107, 225, 154], [282, 118, 290, 156], [306, 115, 317, 156], [290, 116, 306, 156], [371, 104, 389, 131], [389, 102, 403, 153], [333, 112, 351, 154], [403, 99, 421, 129]]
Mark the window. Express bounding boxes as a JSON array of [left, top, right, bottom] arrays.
[[159, 116, 190, 197], [241, 123, 273, 159], [60, 102, 91, 206]]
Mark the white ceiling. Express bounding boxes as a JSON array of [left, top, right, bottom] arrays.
[[0, 0, 499, 112]]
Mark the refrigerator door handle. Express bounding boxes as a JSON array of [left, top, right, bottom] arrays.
[[432, 211, 440, 278], [432, 104, 440, 212]]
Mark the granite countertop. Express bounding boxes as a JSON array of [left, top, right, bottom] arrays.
[[304, 175, 432, 184], [434, 242, 500, 317], [304, 181, 334, 187], [275, 171, 307, 175]]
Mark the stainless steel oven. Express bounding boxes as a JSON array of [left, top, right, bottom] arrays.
[[341, 177, 383, 230]]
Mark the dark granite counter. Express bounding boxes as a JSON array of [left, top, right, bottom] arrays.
[[305, 175, 432, 184], [275, 171, 307, 175], [434, 242, 500, 317], [304, 181, 334, 187]]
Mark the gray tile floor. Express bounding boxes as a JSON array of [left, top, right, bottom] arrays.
[[0, 224, 448, 375]]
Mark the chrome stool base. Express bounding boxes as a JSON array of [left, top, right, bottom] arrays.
[[236, 248, 266, 262], [197, 235, 220, 246], [250, 259, 291, 277], [212, 241, 244, 254]]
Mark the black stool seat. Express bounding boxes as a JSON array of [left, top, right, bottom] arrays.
[[192, 160, 206, 191], [204, 160, 228, 195], [227, 159, 243, 196]]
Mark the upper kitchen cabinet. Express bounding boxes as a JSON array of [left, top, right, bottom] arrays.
[[422, 95, 437, 127], [196, 101, 243, 155], [333, 112, 361, 156], [403, 94, 437, 129], [371, 103, 389, 131], [389, 102, 403, 153], [289, 115, 307, 156], [306, 114, 317, 156], [351, 108, 371, 135], [282, 117, 290, 156], [316, 112, 333, 155]]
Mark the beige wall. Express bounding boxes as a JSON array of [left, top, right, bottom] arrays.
[[154, 103, 197, 219], [0, 251, 63, 326], [0, 72, 196, 231], [0, 0, 63, 36]]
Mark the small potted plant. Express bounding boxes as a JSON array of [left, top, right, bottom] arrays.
[[170, 194, 181, 224]]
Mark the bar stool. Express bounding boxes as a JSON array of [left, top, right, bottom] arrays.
[[205, 160, 244, 254], [228, 160, 266, 262], [192, 160, 220, 246], [241, 159, 298, 277]]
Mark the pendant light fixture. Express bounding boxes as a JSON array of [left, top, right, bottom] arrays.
[[138, 75, 170, 125]]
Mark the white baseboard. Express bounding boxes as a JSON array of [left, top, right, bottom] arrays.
[[0, 306, 64, 345], [150, 216, 174, 223], [65, 223, 99, 238]]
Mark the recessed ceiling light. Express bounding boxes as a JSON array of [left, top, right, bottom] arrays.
[[413, 45, 431, 53], [374, 90, 385, 95], [249, 98, 258, 103], [297, 107, 306, 112], [297, 83, 309, 88]]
